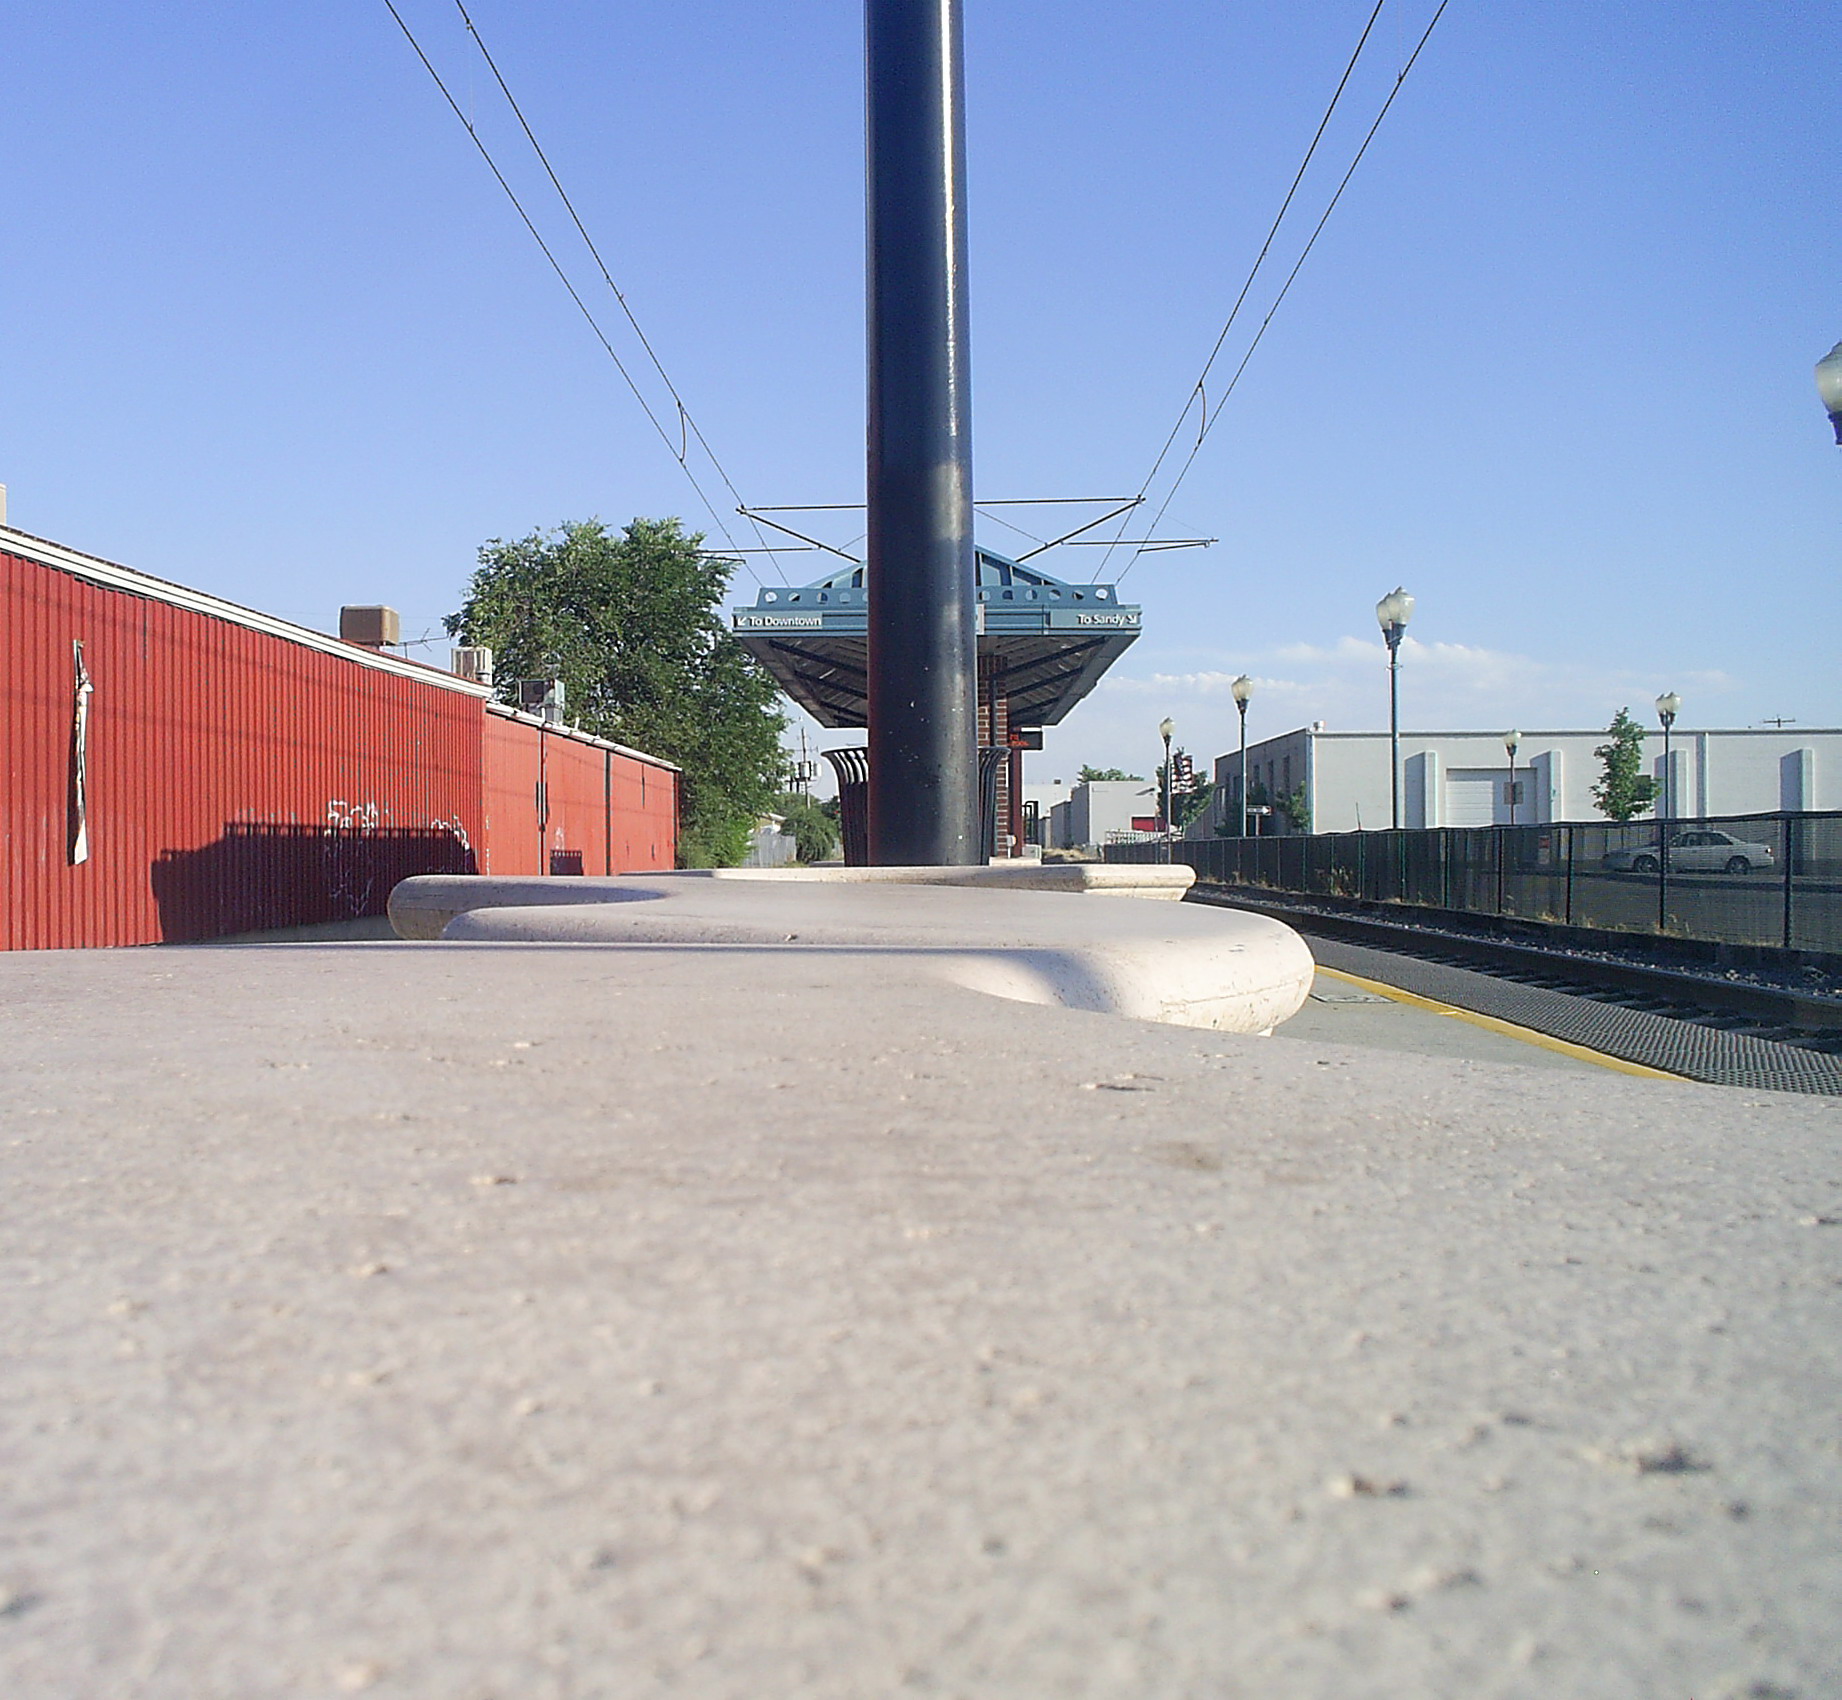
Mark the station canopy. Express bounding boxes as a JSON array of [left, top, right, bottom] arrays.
[[730, 548, 1141, 730]]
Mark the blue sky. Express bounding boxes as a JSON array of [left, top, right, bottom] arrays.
[[4, 2, 1838, 786]]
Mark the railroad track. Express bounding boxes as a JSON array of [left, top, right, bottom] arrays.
[[1187, 886, 1842, 1097]]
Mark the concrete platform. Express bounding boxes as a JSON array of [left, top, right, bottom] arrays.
[[1, 939, 1839, 1698], [1279, 971, 1643, 1077]]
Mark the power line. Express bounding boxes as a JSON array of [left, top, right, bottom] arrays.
[[447, 0, 792, 583], [1115, 0, 1450, 585], [379, 0, 774, 585], [1095, 0, 1389, 579], [1103, 1, 1450, 584]]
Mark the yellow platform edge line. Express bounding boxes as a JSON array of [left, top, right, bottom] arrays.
[[1313, 964, 1682, 1081]]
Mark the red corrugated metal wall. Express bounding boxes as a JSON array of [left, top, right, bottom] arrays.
[[4, 544, 682, 948], [2, 547, 485, 948], [541, 728, 605, 877], [481, 712, 677, 877], [481, 712, 543, 876], [611, 742, 677, 872]]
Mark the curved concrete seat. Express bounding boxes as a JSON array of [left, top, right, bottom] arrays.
[[388, 871, 1311, 1035]]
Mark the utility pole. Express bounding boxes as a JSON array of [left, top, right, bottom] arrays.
[[865, 0, 979, 865]]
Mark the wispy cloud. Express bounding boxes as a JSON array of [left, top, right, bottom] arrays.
[[1036, 634, 1742, 778]]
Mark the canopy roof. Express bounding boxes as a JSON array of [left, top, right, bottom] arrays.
[[730, 548, 1140, 729]]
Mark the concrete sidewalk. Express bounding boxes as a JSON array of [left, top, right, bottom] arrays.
[[2, 939, 1838, 1698]]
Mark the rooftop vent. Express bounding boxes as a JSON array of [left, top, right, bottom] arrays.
[[451, 646, 494, 687], [516, 678, 566, 725], [339, 605, 401, 649]]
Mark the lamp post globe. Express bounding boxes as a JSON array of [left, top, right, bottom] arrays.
[[1231, 675, 1254, 839], [1375, 587, 1414, 829], [1504, 728, 1522, 826], [1375, 587, 1415, 638], [1158, 717, 1176, 862], [1817, 342, 1842, 445]]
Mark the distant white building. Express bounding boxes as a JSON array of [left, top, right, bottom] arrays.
[[1030, 777, 1161, 849], [1201, 726, 1842, 836], [741, 815, 801, 867], [1021, 779, 1073, 850]]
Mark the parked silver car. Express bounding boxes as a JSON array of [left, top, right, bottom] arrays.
[[1602, 828, 1776, 875]]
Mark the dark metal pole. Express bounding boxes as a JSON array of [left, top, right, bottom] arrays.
[[1658, 716, 1673, 932], [1385, 632, 1402, 829], [1662, 720, 1672, 826], [1161, 726, 1174, 864], [1782, 814, 1795, 950], [865, 0, 979, 865], [1237, 702, 1249, 839]]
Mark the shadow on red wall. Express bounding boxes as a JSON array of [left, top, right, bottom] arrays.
[[150, 823, 476, 943]]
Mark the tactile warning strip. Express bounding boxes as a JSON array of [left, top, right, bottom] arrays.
[[1301, 935, 1842, 1097]]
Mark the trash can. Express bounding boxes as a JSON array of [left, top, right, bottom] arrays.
[[821, 745, 1010, 865]]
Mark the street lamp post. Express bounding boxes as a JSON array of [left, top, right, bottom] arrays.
[[1656, 691, 1681, 931], [1375, 588, 1415, 829], [1232, 675, 1254, 838], [1817, 342, 1842, 445], [1504, 729, 1522, 826], [1159, 716, 1175, 863], [1655, 691, 1681, 823]]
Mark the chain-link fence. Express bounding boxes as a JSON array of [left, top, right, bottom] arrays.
[[1106, 812, 1842, 955]]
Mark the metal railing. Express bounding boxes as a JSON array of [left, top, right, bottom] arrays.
[[1105, 812, 1842, 956]]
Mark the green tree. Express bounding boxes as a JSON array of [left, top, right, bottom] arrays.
[[1155, 759, 1211, 831], [447, 517, 786, 867], [1214, 778, 1302, 836], [1591, 707, 1658, 822], [1276, 782, 1311, 834], [774, 792, 840, 864], [1078, 765, 1144, 782]]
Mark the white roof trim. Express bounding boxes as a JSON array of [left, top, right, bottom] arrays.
[[486, 701, 679, 772], [1, 525, 491, 699]]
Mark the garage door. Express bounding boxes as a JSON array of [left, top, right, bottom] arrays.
[[1443, 768, 1500, 826]]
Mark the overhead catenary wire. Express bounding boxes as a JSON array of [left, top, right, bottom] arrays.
[[1114, 0, 1450, 585], [732, 497, 1150, 566], [1093, 0, 1389, 579], [380, 0, 778, 586], [446, 0, 793, 584], [1101, 0, 1450, 583]]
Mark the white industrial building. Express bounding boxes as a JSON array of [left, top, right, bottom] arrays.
[[1028, 777, 1161, 850], [1201, 726, 1842, 835]]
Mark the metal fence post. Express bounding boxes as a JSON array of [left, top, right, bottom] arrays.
[[1783, 815, 1795, 951], [1563, 824, 1574, 927]]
